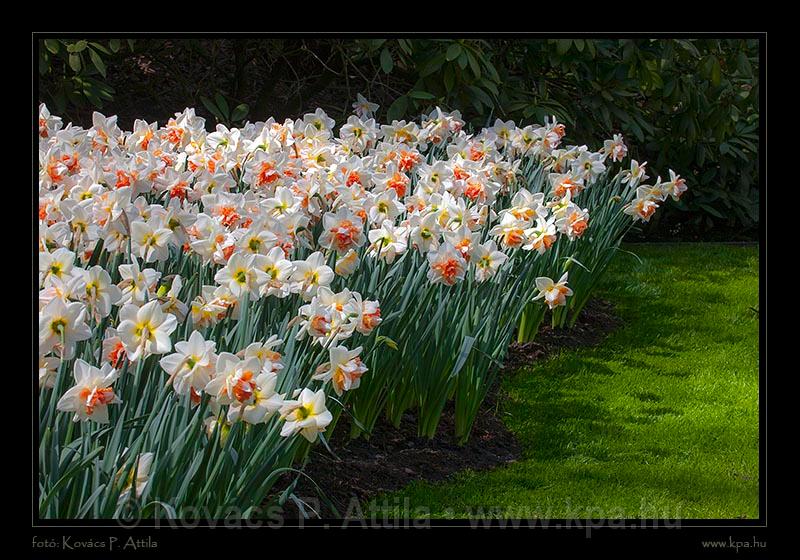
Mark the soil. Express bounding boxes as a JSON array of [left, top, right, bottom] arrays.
[[271, 298, 622, 519]]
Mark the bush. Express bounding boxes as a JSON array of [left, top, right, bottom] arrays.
[[37, 37, 759, 236]]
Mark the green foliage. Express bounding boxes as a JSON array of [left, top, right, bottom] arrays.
[[39, 39, 133, 114], [200, 93, 250, 126]]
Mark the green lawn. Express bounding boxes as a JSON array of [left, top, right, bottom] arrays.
[[375, 243, 760, 519]]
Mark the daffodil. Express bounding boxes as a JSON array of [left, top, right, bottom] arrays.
[[204, 353, 262, 406], [472, 240, 508, 282], [624, 196, 660, 222], [116, 451, 154, 504], [312, 345, 368, 396], [279, 388, 333, 442], [665, 169, 688, 201], [39, 355, 60, 389], [56, 359, 120, 423], [367, 220, 408, 264], [131, 218, 174, 263], [116, 300, 178, 362], [290, 251, 334, 300], [533, 273, 573, 310], [523, 217, 558, 255], [489, 213, 527, 249], [227, 371, 284, 424], [158, 275, 188, 322], [82, 265, 122, 320], [159, 330, 217, 397], [603, 133, 628, 162], [117, 259, 161, 306], [214, 252, 267, 298], [352, 93, 379, 120], [427, 242, 467, 286], [319, 207, 365, 254], [242, 336, 284, 374], [255, 246, 295, 298], [39, 297, 91, 360], [334, 249, 360, 277], [39, 247, 75, 288]]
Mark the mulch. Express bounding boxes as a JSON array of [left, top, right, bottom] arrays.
[[272, 298, 622, 518]]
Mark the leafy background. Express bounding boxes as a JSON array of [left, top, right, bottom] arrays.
[[38, 37, 760, 239]]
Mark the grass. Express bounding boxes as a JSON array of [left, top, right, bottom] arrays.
[[373, 243, 760, 519]]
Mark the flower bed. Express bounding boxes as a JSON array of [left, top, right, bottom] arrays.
[[38, 100, 687, 519]]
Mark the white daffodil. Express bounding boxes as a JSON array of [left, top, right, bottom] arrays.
[[334, 249, 360, 277], [290, 251, 334, 300], [82, 265, 121, 320], [116, 300, 178, 362], [522, 217, 558, 255], [227, 371, 284, 425], [367, 220, 408, 264], [159, 330, 217, 397], [255, 246, 295, 298], [39, 355, 60, 390], [312, 345, 368, 396], [131, 217, 174, 263], [366, 189, 404, 225], [533, 272, 573, 310], [624, 195, 660, 222], [489, 213, 528, 249], [352, 93, 379, 120], [472, 240, 508, 282], [116, 451, 154, 504], [117, 259, 161, 306], [242, 336, 283, 374], [56, 359, 120, 423], [426, 242, 467, 286], [214, 252, 268, 297], [39, 297, 91, 360], [279, 388, 333, 442], [319, 207, 365, 254], [204, 353, 262, 406], [39, 247, 75, 288]]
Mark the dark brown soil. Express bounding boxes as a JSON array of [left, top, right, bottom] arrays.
[[272, 298, 621, 518], [500, 298, 622, 372]]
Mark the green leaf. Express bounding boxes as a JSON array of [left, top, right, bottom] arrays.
[[737, 51, 753, 77], [230, 103, 249, 122], [68, 53, 82, 73], [710, 57, 721, 86], [556, 39, 572, 55], [44, 39, 61, 54], [380, 47, 394, 74], [88, 48, 106, 78], [89, 42, 112, 56], [408, 90, 435, 100], [109, 39, 121, 53], [214, 93, 229, 119], [67, 40, 88, 53], [200, 95, 224, 121], [466, 51, 481, 79], [419, 53, 445, 77], [699, 203, 725, 218], [445, 43, 462, 61], [386, 95, 408, 122], [466, 85, 494, 109], [444, 65, 455, 92]]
